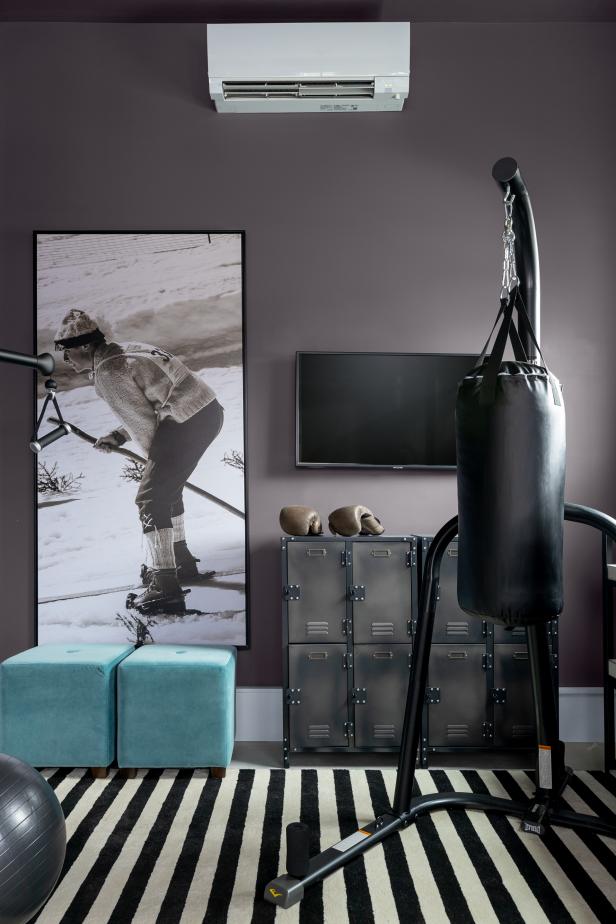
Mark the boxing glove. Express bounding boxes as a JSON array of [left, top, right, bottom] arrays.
[[328, 505, 384, 537], [279, 506, 323, 536]]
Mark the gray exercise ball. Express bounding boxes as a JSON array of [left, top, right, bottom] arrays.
[[0, 753, 66, 923]]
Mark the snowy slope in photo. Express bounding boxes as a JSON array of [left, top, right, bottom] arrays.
[[36, 233, 246, 646]]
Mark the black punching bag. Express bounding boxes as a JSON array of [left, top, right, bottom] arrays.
[[456, 288, 565, 626]]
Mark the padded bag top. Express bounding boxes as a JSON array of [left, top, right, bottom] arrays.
[[456, 288, 566, 626]]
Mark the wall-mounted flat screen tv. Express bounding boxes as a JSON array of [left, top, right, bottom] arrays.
[[296, 351, 477, 469]]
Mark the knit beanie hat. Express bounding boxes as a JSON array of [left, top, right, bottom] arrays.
[[54, 309, 105, 350]]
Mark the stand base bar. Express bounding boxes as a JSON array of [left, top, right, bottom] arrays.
[[264, 794, 616, 908], [264, 812, 403, 908]]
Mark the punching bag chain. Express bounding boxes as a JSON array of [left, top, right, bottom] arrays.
[[500, 185, 519, 299]]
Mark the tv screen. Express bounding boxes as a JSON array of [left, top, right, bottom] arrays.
[[296, 352, 477, 469]]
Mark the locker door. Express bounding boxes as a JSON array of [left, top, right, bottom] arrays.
[[288, 644, 348, 749], [353, 645, 412, 748], [432, 540, 485, 644], [493, 644, 535, 747], [286, 540, 347, 643], [493, 624, 528, 645], [352, 541, 411, 643], [428, 645, 487, 747]]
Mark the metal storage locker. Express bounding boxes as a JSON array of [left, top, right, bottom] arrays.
[[424, 538, 485, 644], [352, 644, 413, 748], [427, 644, 487, 748], [352, 540, 413, 643], [287, 644, 349, 750], [493, 644, 535, 747], [282, 535, 419, 765], [285, 539, 347, 643]]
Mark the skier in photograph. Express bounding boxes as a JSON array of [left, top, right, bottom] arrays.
[[54, 308, 224, 614]]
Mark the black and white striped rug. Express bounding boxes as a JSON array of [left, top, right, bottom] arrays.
[[35, 767, 616, 923]]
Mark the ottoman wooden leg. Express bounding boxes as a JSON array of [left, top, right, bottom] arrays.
[[210, 767, 226, 779], [118, 768, 138, 779], [90, 766, 109, 779]]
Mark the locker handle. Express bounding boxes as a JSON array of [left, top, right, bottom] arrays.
[[307, 651, 328, 660], [373, 651, 394, 659], [512, 651, 529, 660], [306, 548, 327, 556], [447, 651, 468, 659], [370, 549, 391, 557]]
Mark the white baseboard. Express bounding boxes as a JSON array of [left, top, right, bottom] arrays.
[[235, 686, 606, 743], [558, 687, 604, 743], [236, 688, 283, 741]]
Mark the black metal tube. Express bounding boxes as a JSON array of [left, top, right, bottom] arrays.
[[492, 157, 540, 358], [564, 502, 616, 543], [393, 515, 458, 815], [527, 623, 559, 746], [0, 348, 55, 375]]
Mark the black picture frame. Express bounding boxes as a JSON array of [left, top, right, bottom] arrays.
[[34, 230, 250, 650]]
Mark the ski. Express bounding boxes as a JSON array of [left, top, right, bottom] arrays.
[[38, 569, 245, 605]]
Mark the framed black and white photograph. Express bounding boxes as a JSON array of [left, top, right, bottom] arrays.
[[35, 232, 247, 647]]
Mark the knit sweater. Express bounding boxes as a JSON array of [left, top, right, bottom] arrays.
[[93, 341, 216, 454]]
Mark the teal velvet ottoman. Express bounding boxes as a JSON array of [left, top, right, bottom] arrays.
[[117, 645, 236, 776], [0, 643, 134, 774]]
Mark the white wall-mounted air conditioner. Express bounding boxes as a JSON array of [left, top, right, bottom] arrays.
[[207, 22, 410, 113]]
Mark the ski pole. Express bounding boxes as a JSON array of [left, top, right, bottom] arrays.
[[48, 416, 245, 521]]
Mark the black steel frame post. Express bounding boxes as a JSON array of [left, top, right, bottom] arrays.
[[393, 516, 458, 814], [528, 623, 566, 779], [522, 623, 569, 833], [603, 533, 615, 772], [492, 157, 540, 359]]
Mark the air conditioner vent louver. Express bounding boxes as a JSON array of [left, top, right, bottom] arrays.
[[222, 79, 376, 100]]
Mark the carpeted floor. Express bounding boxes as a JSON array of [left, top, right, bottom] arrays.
[[34, 767, 616, 923]]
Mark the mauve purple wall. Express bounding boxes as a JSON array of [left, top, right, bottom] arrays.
[[0, 22, 615, 686]]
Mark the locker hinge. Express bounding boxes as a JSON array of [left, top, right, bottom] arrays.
[[342, 550, 352, 567], [406, 550, 416, 567], [482, 721, 494, 740], [407, 619, 413, 637], [341, 617, 352, 636], [283, 584, 301, 601], [482, 620, 488, 638], [343, 652, 353, 670], [285, 688, 301, 705], [348, 584, 366, 601], [490, 687, 507, 704], [352, 687, 368, 704], [344, 721, 354, 738], [482, 653, 493, 670], [425, 686, 440, 704]]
